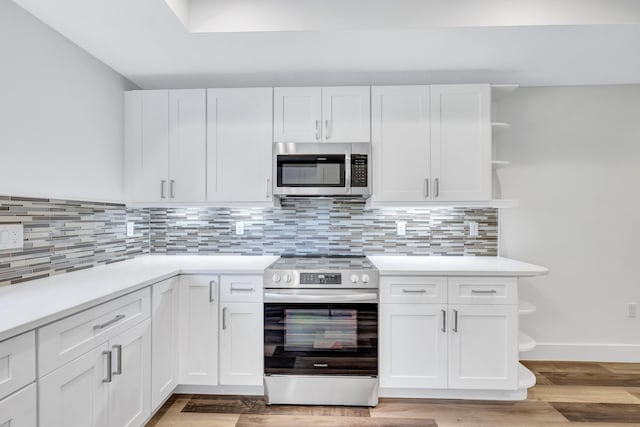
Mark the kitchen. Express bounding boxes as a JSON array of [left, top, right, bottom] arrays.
[[1, 1, 639, 426]]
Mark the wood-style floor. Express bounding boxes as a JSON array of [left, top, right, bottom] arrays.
[[146, 361, 640, 427]]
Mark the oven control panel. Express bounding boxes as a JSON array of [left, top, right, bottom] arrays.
[[300, 273, 342, 285]]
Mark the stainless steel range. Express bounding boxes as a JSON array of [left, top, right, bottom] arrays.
[[263, 256, 379, 407]]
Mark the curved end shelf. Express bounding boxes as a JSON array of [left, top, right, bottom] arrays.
[[519, 300, 537, 315], [492, 160, 511, 169], [519, 331, 537, 353], [518, 363, 536, 389], [492, 122, 511, 130]]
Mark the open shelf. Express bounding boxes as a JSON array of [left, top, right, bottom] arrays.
[[518, 363, 536, 389], [492, 122, 511, 130], [492, 160, 510, 169], [519, 331, 536, 352], [519, 300, 537, 315]]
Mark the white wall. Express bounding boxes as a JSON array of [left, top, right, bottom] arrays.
[[0, 1, 136, 203], [497, 85, 640, 361]]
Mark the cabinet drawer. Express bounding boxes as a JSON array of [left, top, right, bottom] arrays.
[[0, 383, 36, 427], [0, 331, 35, 400], [381, 276, 447, 303], [448, 277, 517, 305], [38, 287, 150, 377], [220, 276, 263, 303]]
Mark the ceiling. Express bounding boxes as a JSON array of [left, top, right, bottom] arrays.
[[11, 0, 640, 89]]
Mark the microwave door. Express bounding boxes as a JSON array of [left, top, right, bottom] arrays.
[[276, 155, 347, 194]]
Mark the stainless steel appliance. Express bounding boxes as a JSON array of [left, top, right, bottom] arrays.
[[273, 143, 371, 197], [263, 256, 379, 406]]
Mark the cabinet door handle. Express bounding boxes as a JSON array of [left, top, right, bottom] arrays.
[[93, 314, 125, 331], [401, 288, 427, 294], [315, 120, 320, 140], [424, 178, 429, 198], [102, 350, 113, 383], [112, 344, 123, 376], [209, 280, 216, 302], [160, 180, 166, 199], [222, 307, 228, 330], [169, 180, 175, 198], [266, 178, 271, 199], [434, 178, 439, 198], [441, 309, 446, 332], [471, 289, 498, 294], [453, 309, 458, 333], [325, 119, 330, 140]]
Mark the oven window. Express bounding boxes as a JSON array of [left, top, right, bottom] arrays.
[[277, 155, 345, 187], [285, 308, 358, 351]]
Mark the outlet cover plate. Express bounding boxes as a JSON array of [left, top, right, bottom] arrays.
[[0, 223, 24, 251]]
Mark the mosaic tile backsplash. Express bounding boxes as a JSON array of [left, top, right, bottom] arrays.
[[0, 196, 497, 286]]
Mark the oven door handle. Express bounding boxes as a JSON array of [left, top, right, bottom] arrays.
[[264, 292, 378, 303]]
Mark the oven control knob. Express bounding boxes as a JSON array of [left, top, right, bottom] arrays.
[[284, 273, 292, 283], [361, 274, 370, 284], [350, 274, 359, 284], [271, 273, 281, 283]]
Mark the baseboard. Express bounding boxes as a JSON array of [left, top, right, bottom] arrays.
[[524, 343, 640, 362], [379, 387, 527, 401]]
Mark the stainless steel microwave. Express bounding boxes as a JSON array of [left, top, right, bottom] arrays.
[[273, 143, 371, 197]]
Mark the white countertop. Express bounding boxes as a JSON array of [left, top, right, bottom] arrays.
[[0, 255, 278, 342], [368, 256, 548, 277], [0, 254, 547, 342]]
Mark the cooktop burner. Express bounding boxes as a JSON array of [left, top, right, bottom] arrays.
[[271, 255, 374, 270]]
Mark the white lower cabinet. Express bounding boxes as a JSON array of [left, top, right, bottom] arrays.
[[448, 305, 518, 390], [151, 278, 179, 410], [39, 320, 151, 427], [380, 303, 447, 389], [219, 302, 263, 386], [0, 384, 37, 427]]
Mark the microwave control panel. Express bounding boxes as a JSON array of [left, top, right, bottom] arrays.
[[351, 155, 368, 187]]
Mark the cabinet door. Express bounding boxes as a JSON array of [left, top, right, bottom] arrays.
[[179, 276, 219, 385], [371, 86, 431, 202], [273, 87, 322, 142], [124, 90, 169, 203], [39, 343, 109, 427], [379, 304, 447, 389], [322, 87, 370, 142], [207, 88, 273, 202], [448, 305, 518, 390], [109, 319, 151, 427], [168, 89, 206, 203], [430, 85, 491, 201], [219, 302, 263, 386], [151, 278, 179, 411], [0, 384, 36, 427]]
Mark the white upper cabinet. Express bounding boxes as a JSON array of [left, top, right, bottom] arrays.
[[168, 89, 207, 203], [431, 84, 491, 201], [207, 88, 274, 203], [321, 86, 370, 142], [372, 84, 492, 203], [274, 86, 370, 143], [371, 86, 430, 202], [274, 87, 322, 142], [125, 89, 206, 204]]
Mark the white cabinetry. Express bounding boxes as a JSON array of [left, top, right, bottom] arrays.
[[274, 86, 370, 143], [179, 276, 219, 386], [125, 89, 206, 204], [0, 331, 35, 399], [219, 276, 263, 386], [206, 88, 273, 203], [372, 84, 491, 204], [151, 278, 179, 410], [0, 384, 36, 427]]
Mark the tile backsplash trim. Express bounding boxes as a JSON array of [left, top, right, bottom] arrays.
[[0, 196, 497, 286]]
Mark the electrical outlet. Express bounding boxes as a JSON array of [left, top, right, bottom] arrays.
[[469, 221, 479, 237], [126, 222, 135, 238], [396, 221, 406, 236], [235, 221, 245, 235], [0, 223, 23, 251], [628, 302, 637, 318]]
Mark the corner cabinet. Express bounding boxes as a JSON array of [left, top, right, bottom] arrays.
[[274, 86, 370, 143], [371, 84, 491, 204]]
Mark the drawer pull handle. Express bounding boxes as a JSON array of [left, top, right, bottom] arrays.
[[314, 363, 329, 368], [471, 289, 498, 294], [102, 351, 112, 383], [231, 287, 255, 292], [93, 314, 125, 331], [112, 344, 123, 376], [402, 289, 427, 294]]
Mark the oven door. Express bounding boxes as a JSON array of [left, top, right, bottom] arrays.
[[264, 290, 378, 376]]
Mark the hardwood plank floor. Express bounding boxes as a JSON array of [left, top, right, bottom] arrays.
[[147, 361, 640, 426]]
